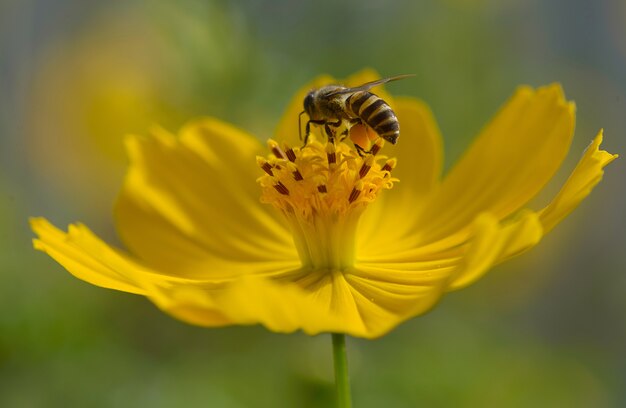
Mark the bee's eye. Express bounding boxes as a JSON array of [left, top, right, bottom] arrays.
[[303, 93, 314, 113]]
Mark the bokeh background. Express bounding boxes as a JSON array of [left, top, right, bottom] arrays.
[[1, 0, 624, 406]]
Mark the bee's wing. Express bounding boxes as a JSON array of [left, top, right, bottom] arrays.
[[327, 74, 415, 96]]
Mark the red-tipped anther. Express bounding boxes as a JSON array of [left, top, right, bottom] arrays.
[[326, 142, 336, 165], [348, 187, 361, 203], [273, 182, 290, 195], [317, 185, 327, 193], [284, 145, 297, 162], [268, 139, 287, 160], [262, 163, 274, 176], [349, 180, 365, 203], [369, 138, 385, 156], [359, 156, 375, 178], [256, 157, 274, 176], [284, 161, 303, 181], [381, 158, 397, 172]]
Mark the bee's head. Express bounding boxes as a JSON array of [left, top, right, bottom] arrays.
[[303, 91, 318, 119]]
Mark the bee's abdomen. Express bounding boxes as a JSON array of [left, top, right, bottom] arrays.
[[347, 91, 400, 144]]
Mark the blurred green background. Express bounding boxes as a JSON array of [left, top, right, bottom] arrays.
[[1, 0, 624, 406]]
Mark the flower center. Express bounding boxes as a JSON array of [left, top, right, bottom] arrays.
[[257, 135, 397, 271]]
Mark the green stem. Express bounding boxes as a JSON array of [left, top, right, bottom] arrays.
[[331, 333, 352, 408]]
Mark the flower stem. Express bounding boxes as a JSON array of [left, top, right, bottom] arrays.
[[331, 333, 352, 408]]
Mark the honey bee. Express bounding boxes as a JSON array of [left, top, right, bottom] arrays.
[[300, 74, 413, 154]]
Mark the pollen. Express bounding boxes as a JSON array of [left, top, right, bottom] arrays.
[[257, 135, 397, 270]]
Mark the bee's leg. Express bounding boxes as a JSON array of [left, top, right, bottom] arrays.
[[304, 121, 311, 146], [339, 128, 349, 142], [329, 119, 343, 128], [354, 143, 367, 157], [304, 120, 327, 147], [324, 119, 343, 144], [361, 136, 385, 156], [324, 124, 336, 144]]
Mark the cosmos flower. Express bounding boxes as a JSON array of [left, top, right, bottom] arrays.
[[31, 70, 617, 339]]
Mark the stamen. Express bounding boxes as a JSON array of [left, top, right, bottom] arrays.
[[370, 138, 385, 156], [257, 137, 398, 270], [268, 139, 287, 160], [273, 181, 289, 195], [283, 143, 297, 162], [381, 158, 397, 172], [348, 188, 360, 203], [256, 156, 274, 176], [348, 180, 364, 203], [284, 161, 304, 181], [359, 155, 375, 178], [326, 142, 336, 165]]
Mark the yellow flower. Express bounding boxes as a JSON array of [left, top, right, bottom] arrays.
[[31, 70, 617, 339]]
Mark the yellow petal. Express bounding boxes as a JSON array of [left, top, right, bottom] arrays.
[[31, 217, 146, 294], [491, 131, 616, 265], [359, 132, 615, 294], [340, 212, 541, 336], [150, 275, 353, 335], [344, 265, 450, 338], [114, 119, 300, 276], [448, 211, 543, 290], [31, 218, 311, 328], [150, 260, 447, 338], [356, 211, 541, 298], [415, 84, 575, 246], [357, 97, 444, 257], [539, 130, 618, 233], [31, 218, 236, 288], [389, 97, 443, 196]]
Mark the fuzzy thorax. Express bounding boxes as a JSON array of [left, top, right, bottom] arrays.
[[257, 136, 397, 271]]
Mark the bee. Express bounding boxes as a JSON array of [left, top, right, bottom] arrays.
[[299, 74, 413, 155]]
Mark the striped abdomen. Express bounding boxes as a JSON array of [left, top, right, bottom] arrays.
[[346, 91, 400, 144]]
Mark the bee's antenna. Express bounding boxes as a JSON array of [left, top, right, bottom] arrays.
[[298, 110, 306, 141]]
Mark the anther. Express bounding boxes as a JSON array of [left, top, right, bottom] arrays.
[[256, 156, 274, 176], [283, 143, 297, 162], [348, 187, 361, 203], [268, 139, 287, 160], [348, 180, 364, 203], [381, 158, 397, 172], [359, 155, 375, 178], [284, 161, 303, 181], [326, 142, 336, 165], [369, 138, 385, 156], [273, 181, 290, 195]]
